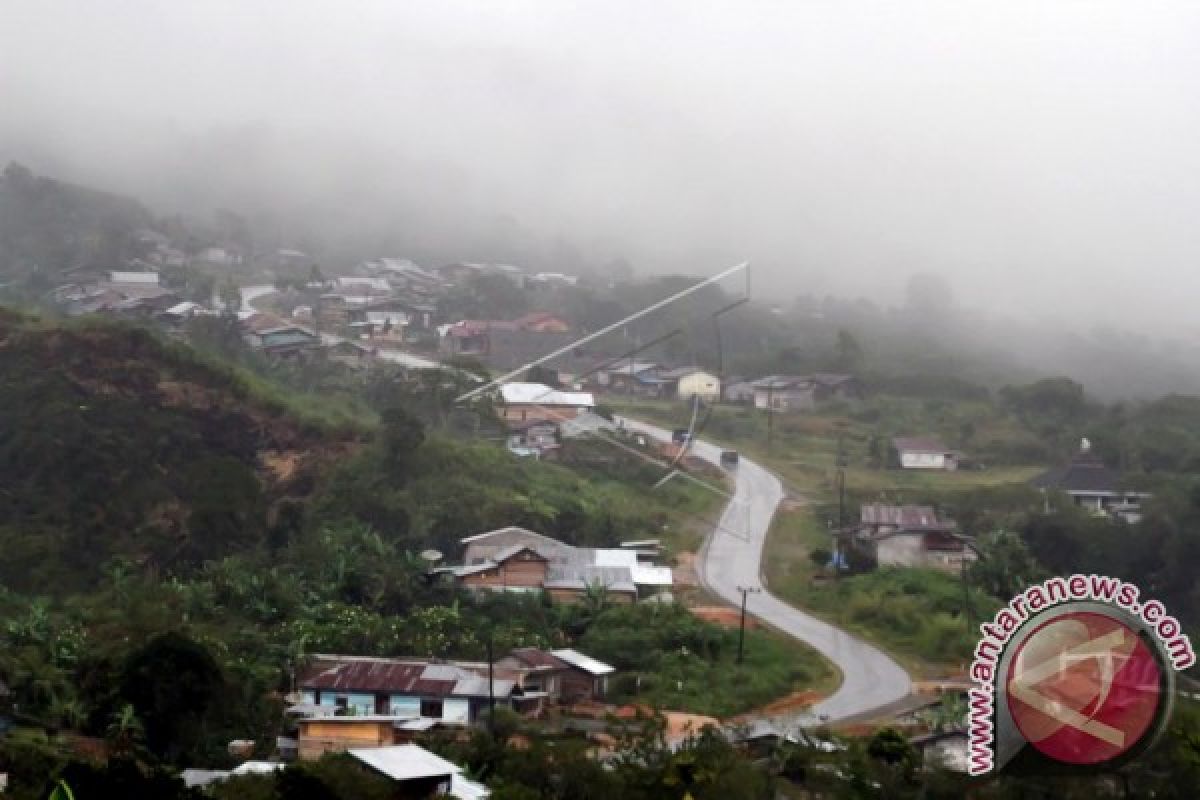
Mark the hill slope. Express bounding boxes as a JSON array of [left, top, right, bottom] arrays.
[[0, 310, 357, 591], [0, 162, 154, 286]]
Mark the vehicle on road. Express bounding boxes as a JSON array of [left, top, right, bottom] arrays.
[[720, 449, 740, 466], [671, 428, 693, 445]]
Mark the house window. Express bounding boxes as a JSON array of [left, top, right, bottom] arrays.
[[420, 698, 444, 718], [334, 696, 348, 711]]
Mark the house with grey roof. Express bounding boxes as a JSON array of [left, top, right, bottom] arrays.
[[751, 373, 861, 412], [1032, 439, 1150, 522], [444, 526, 673, 602], [853, 503, 977, 572], [597, 361, 669, 396], [892, 436, 960, 470]]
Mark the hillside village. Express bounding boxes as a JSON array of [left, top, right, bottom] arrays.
[[3, 164, 1200, 799]]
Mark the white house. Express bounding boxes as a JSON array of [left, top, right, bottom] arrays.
[[498, 382, 595, 424], [892, 437, 959, 471]]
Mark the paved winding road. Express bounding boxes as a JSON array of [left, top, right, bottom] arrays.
[[240, 281, 909, 720], [617, 418, 911, 723]]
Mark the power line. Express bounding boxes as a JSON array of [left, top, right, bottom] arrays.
[[455, 261, 748, 402]]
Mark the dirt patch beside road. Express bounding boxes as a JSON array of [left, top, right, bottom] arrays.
[[688, 605, 757, 629]]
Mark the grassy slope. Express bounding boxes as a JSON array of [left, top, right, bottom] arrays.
[[611, 397, 1041, 499], [762, 508, 1000, 676], [0, 309, 838, 719]]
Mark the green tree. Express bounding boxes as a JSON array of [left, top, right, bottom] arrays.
[[380, 406, 426, 480], [969, 530, 1047, 600], [119, 632, 223, 763]]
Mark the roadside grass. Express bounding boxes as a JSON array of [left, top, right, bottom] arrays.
[[610, 396, 1042, 502], [763, 507, 1002, 677], [584, 603, 838, 718], [653, 472, 729, 557]]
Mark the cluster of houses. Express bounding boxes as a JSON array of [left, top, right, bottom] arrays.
[[289, 644, 616, 757], [435, 526, 674, 603], [50, 269, 199, 318], [842, 438, 1151, 575]]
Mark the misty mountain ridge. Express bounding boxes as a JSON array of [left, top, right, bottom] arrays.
[[2, 161, 1199, 400]]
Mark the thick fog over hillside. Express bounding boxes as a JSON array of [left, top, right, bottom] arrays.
[[4, 1, 1200, 341]]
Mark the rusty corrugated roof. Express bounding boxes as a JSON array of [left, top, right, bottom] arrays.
[[506, 648, 569, 670], [299, 657, 514, 698], [302, 660, 426, 692]]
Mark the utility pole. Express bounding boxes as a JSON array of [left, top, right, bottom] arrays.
[[765, 383, 775, 455], [961, 540, 982, 641], [834, 436, 847, 580], [736, 586, 762, 665], [961, 556, 972, 639], [486, 633, 496, 737]]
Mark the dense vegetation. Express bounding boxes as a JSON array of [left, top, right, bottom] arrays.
[[0, 310, 832, 797], [0, 311, 360, 592]]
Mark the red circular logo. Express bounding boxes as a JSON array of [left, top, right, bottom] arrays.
[[1005, 611, 1164, 765]]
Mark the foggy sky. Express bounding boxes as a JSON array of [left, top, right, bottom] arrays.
[[4, 1, 1200, 334]]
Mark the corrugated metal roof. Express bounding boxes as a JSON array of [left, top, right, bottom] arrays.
[[860, 504, 954, 532], [461, 526, 554, 545], [499, 382, 594, 407], [349, 744, 461, 782], [750, 375, 814, 390], [544, 564, 636, 593], [505, 648, 569, 670], [302, 660, 426, 692], [550, 649, 615, 676], [631, 565, 674, 586], [451, 562, 498, 577], [299, 658, 513, 698], [108, 270, 160, 284], [453, 675, 515, 697], [1031, 451, 1121, 493], [490, 544, 549, 564], [593, 549, 638, 568]]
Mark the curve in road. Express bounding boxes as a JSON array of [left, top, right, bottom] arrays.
[[618, 417, 911, 723]]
